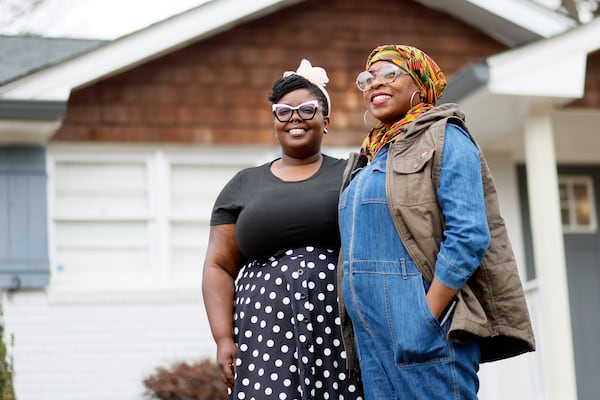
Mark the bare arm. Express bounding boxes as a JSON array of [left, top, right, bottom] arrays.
[[202, 224, 244, 388]]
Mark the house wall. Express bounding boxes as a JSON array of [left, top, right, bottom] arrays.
[[4, 1, 537, 399], [4, 144, 276, 400], [53, 0, 506, 147], [3, 291, 214, 400]]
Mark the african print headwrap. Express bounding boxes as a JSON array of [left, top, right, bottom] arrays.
[[360, 45, 447, 160]]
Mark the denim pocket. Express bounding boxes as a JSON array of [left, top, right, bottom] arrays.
[[360, 165, 387, 204], [346, 260, 451, 367], [386, 270, 451, 367]]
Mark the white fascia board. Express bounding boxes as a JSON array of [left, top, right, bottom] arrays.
[[415, 0, 575, 41], [0, 0, 303, 101], [466, 0, 576, 38], [0, 119, 62, 144], [488, 17, 600, 99]]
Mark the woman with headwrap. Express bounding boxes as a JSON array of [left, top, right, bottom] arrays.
[[337, 45, 535, 399], [203, 59, 364, 400]]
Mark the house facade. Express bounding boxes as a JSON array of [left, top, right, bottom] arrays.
[[1, 0, 599, 399]]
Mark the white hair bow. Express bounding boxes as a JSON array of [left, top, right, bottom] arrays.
[[283, 59, 331, 116], [284, 59, 329, 87]]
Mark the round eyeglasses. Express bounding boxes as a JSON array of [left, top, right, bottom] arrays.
[[355, 63, 408, 91], [272, 100, 319, 123]]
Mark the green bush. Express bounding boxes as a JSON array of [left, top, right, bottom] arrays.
[[0, 303, 16, 400], [143, 359, 227, 400]]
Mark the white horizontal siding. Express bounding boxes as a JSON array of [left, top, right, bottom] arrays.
[[3, 291, 216, 400]]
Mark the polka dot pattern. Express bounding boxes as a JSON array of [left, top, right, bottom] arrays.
[[230, 247, 363, 400]]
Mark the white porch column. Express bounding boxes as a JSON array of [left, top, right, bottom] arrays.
[[523, 103, 577, 400]]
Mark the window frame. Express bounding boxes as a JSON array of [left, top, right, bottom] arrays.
[[558, 175, 597, 234]]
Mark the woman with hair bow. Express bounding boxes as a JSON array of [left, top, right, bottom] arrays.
[[203, 59, 364, 400], [337, 45, 535, 399]]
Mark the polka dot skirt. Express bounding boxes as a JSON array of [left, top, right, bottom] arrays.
[[231, 246, 363, 400]]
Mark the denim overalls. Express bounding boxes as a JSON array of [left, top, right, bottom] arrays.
[[339, 141, 481, 399]]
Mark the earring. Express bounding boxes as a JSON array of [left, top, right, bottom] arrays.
[[323, 128, 328, 134], [409, 91, 421, 108], [363, 110, 378, 129]]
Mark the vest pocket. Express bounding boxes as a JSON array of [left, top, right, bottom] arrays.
[[390, 149, 437, 206]]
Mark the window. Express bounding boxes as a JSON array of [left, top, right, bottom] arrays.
[[48, 145, 275, 291], [559, 176, 597, 233]]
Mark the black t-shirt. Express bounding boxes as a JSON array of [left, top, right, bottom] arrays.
[[211, 155, 346, 261]]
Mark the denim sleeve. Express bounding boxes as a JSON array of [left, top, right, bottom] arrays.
[[434, 124, 490, 290]]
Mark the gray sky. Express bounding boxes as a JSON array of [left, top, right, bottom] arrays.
[[0, 0, 593, 40], [0, 0, 207, 39]]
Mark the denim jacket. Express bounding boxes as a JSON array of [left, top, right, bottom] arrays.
[[338, 104, 535, 372]]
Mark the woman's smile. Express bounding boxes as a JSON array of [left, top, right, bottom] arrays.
[[287, 127, 308, 137], [371, 93, 392, 106]]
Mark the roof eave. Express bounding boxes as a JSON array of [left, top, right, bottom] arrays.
[[445, 17, 600, 145], [413, 0, 576, 47], [439, 62, 489, 105], [0, 99, 66, 144], [0, 0, 305, 101]]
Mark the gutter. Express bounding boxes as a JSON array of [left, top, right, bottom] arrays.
[[0, 99, 66, 144], [439, 62, 489, 104], [0, 99, 67, 119]]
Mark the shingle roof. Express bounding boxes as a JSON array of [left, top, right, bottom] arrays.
[[0, 35, 106, 85]]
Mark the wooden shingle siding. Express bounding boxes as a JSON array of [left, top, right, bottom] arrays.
[[53, 0, 506, 146], [571, 49, 600, 108]]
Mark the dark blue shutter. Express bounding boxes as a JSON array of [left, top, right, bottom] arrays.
[[0, 146, 50, 289]]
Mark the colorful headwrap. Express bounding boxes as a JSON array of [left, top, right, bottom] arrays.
[[366, 45, 446, 105], [360, 45, 447, 160]]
